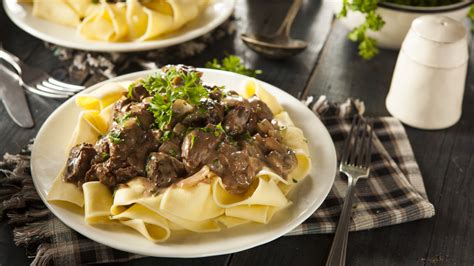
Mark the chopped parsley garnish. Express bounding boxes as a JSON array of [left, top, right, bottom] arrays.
[[109, 131, 122, 144], [101, 152, 110, 160], [140, 67, 210, 131], [161, 131, 172, 141], [205, 55, 262, 77], [190, 133, 196, 149], [214, 122, 225, 137], [115, 113, 131, 125]]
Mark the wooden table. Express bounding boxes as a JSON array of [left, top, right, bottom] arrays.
[[1, 1, 473, 265]]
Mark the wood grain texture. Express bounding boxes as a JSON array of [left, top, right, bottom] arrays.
[[0, 0, 473, 265]]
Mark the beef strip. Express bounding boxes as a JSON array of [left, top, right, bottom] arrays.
[[146, 152, 186, 188], [64, 144, 97, 186], [181, 128, 222, 173]]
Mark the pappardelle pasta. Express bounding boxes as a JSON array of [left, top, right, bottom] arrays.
[[23, 0, 208, 42], [47, 65, 311, 242]]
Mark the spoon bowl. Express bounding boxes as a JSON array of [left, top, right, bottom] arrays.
[[241, 33, 308, 59], [241, 0, 307, 59]]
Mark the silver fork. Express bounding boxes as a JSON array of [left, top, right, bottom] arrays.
[[326, 116, 373, 266], [0, 47, 85, 98]]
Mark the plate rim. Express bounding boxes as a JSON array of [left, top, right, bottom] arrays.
[[3, 0, 236, 52], [30, 68, 337, 257]]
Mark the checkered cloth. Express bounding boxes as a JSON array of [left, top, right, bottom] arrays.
[[0, 97, 434, 265]]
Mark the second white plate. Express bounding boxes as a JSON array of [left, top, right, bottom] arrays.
[[3, 0, 235, 52], [31, 69, 337, 257]]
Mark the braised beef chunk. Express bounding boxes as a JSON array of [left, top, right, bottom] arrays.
[[146, 152, 186, 188], [63, 66, 299, 195], [64, 144, 97, 186], [209, 144, 263, 194], [266, 150, 297, 177], [223, 99, 251, 135], [181, 128, 222, 173], [129, 84, 149, 102], [182, 100, 224, 127]]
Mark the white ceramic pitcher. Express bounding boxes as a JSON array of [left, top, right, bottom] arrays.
[[385, 15, 468, 130]]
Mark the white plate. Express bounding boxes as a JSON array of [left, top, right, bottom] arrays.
[[3, 0, 235, 52], [31, 69, 337, 258]]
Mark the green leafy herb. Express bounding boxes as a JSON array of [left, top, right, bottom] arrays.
[[338, 0, 384, 60], [214, 122, 225, 137], [339, 0, 468, 59], [205, 55, 262, 77], [190, 133, 196, 149], [142, 67, 209, 131], [115, 113, 131, 125], [109, 131, 122, 144], [101, 152, 110, 160], [162, 130, 172, 141]]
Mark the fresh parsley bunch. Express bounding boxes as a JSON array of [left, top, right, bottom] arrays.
[[339, 0, 474, 59], [205, 55, 262, 77]]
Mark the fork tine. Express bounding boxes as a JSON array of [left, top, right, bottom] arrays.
[[356, 121, 369, 166], [341, 116, 358, 164], [364, 121, 373, 168], [348, 117, 363, 165], [36, 84, 75, 96], [41, 80, 82, 93], [25, 86, 70, 99], [48, 77, 85, 91]]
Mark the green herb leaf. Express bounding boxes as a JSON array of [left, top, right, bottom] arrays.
[[109, 131, 122, 144], [190, 133, 196, 149], [101, 152, 110, 160], [115, 112, 131, 125], [205, 55, 262, 77]]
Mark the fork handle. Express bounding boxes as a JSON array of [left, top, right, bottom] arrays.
[[326, 175, 358, 266]]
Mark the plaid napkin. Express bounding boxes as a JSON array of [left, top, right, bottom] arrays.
[[0, 97, 434, 265]]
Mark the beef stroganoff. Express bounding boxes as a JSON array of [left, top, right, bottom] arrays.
[[47, 66, 311, 242]]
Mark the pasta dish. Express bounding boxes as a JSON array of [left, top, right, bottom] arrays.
[[47, 65, 311, 242], [24, 0, 208, 42]]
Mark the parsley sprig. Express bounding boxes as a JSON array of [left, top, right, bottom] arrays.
[[205, 55, 262, 77], [339, 0, 471, 59], [138, 66, 209, 131]]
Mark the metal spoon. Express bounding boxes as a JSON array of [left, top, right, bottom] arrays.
[[241, 0, 307, 59]]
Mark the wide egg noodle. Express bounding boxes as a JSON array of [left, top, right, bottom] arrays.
[[32, 0, 81, 27], [212, 177, 289, 208], [66, 111, 101, 153], [78, 3, 128, 42], [280, 126, 310, 155], [256, 167, 290, 185], [111, 177, 152, 215], [139, 197, 221, 233], [83, 181, 114, 224], [216, 215, 250, 228], [125, 0, 149, 40], [112, 204, 170, 242], [87, 82, 127, 110], [288, 151, 312, 182], [239, 79, 283, 115], [225, 205, 280, 224], [111, 178, 221, 232], [65, 0, 96, 18], [47, 166, 84, 207], [273, 111, 295, 127], [160, 180, 224, 222]]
